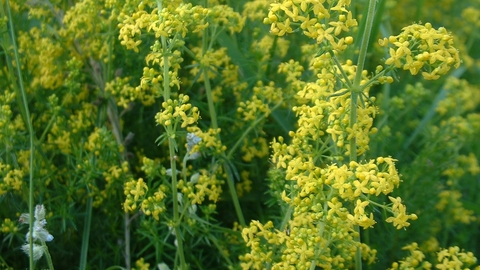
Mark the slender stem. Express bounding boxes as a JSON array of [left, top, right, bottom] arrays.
[[224, 164, 246, 226], [353, 0, 377, 87], [226, 100, 284, 159], [38, 110, 58, 144], [41, 240, 54, 270], [4, 1, 36, 268], [161, 35, 170, 100], [330, 53, 353, 89], [156, 0, 170, 100], [350, 1, 377, 269], [124, 213, 131, 270], [168, 136, 187, 268], [79, 186, 93, 270], [202, 69, 218, 129]]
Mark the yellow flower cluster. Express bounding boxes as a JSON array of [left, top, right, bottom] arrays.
[[236, 171, 253, 197], [241, 137, 269, 162], [67, 103, 97, 134], [379, 22, 461, 80], [124, 178, 148, 212], [186, 126, 226, 156], [385, 196, 418, 229], [94, 162, 131, 208], [84, 127, 122, 156], [133, 257, 150, 270], [250, 134, 413, 268], [60, 0, 110, 61], [436, 246, 478, 270], [264, 0, 357, 51], [239, 220, 279, 269], [155, 95, 200, 129], [436, 77, 480, 116], [243, 0, 272, 21], [240, 215, 378, 269], [118, 2, 244, 102], [17, 29, 64, 90], [251, 35, 290, 72], [123, 157, 170, 220], [436, 190, 476, 225], [390, 243, 479, 270], [389, 242, 432, 269], [0, 218, 18, 234], [124, 176, 168, 221], [140, 185, 167, 221], [0, 164, 24, 196], [442, 153, 480, 186], [190, 47, 231, 82], [105, 77, 141, 108], [179, 169, 224, 205], [238, 94, 271, 121], [0, 91, 16, 146]]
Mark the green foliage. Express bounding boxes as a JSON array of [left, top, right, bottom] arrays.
[[0, 0, 479, 269]]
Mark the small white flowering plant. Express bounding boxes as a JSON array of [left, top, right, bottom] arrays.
[[19, 205, 54, 267]]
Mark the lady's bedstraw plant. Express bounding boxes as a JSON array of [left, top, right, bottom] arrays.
[[119, 1, 247, 268], [240, 0, 460, 269]]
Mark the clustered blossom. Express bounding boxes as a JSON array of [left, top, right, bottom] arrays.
[[123, 176, 167, 221], [178, 169, 224, 206], [19, 205, 54, 261], [379, 22, 461, 80], [264, 0, 357, 51], [155, 95, 200, 129], [239, 0, 429, 268], [186, 127, 226, 156], [118, 2, 245, 103], [389, 243, 478, 270]]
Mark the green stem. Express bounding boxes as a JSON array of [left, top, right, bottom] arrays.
[[330, 53, 353, 89], [350, 1, 377, 270], [156, 0, 170, 100], [155, 1, 186, 267], [224, 164, 245, 226], [4, 1, 36, 268], [226, 100, 284, 159], [202, 69, 218, 129], [41, 240, 54, 270], [161, 35, 170, 100], [79, 186, 93, 270], [353, 0, 377, 87], [168, 136, 187, 269]]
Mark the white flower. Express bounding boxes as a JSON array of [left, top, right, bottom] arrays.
[[20, 204, 54, 261], [21, 244, 45, 261]]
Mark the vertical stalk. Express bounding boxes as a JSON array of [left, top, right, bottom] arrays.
[[79, 186, 93, 270], [4, 1, 36, 268], [353, 0, 376, 88], [350, 1, 377, 269], [168, 138, 187, 268], [41, 240, 54, 270], [155, 1, 185, 266], [202, 70, 218, 129], [156, 0, 170, 100]]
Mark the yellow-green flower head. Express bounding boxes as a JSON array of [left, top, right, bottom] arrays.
[[155, 95, 200, 128], [379, 22, 461, 80], [264, 0, 357, 51]]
